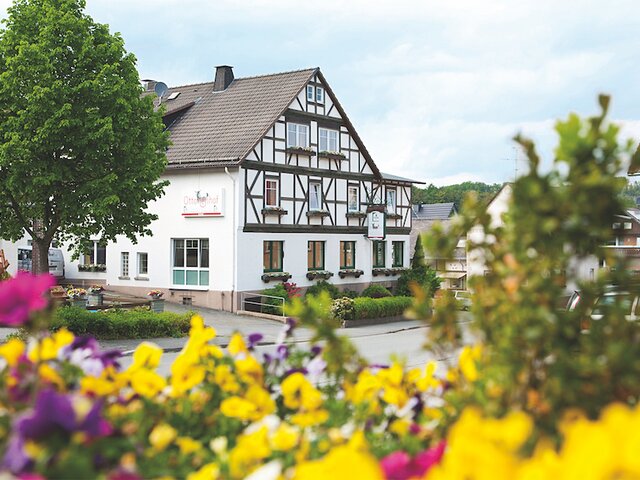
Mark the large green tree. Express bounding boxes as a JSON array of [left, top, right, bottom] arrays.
[[0, 0, 169, 273]]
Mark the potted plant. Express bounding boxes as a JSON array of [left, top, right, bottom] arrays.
[[66, 287, 87, 308], [87, 285, 105, 306], [147, 290, 165, 313]]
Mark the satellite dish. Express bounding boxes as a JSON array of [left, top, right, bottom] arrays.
[[154, 82, 168, 101]]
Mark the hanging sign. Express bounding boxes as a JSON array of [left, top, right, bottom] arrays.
[[367, 210, 385, 239], [182, 188, 225, 217]]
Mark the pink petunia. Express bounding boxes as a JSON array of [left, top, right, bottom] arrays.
[[0, 272, 55, 327], [381, 441, 446, 480]]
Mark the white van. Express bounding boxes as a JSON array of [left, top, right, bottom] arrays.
[[17, 246, 65, 278]]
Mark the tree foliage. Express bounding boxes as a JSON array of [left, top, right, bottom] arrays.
[[419, 95, 640, 439], [396, 238, 441, 297], [412, 182, 503, 210], [0, 0, 169, 272]]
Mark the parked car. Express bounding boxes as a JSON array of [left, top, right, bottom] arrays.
[[454, 290, 472, 310], [589, 291, 639, 322], [17, 246, 65, 278]]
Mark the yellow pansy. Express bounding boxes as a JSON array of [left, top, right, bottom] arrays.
[[459, 345, 482, 382], [81, 366, 126, 397], [149, 423, 177, 451], [187, 463, 219, 480], [409, 361, 440, 392], [229, 426, 271, 479], [0, 338, 25, 367], [28, 328, 74, 362], [171, 354, 206, 396], [270, 423, 299, 451], [244, 384, 276, 419], [348, 369, 381, 405], [293, 444, 384, 480], [220, 396, 258, 421], [38, 363, 64, 389], [214, 364, 240, 393], [281, 373, 323, 411], [176, 436, 202, 455], [130, 342, 163, 372], [130, 368, 167, 398], [235, 355, 264, 385], [228, 333, 248, 357], [291, 409, 330, 428]]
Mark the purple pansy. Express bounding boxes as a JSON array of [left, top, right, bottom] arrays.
[[247, 333, 263, 349], [60, 336, 122, 376]]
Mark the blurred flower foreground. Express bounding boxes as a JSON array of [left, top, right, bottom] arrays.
[[2, 98, 640, 479]]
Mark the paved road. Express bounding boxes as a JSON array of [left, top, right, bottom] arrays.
[[150, 312, 473, 376]]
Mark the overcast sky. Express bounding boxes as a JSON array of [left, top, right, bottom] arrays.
[[2, 0, 639, 185]]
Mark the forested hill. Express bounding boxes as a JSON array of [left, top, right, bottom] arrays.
[[412, 182, 504, 210], [621, 181, 640, 208]]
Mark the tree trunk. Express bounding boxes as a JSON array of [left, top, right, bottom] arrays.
[[31, 237, 51, 275]]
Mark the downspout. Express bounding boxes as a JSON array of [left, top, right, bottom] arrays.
[[225, 167, 237, 313]]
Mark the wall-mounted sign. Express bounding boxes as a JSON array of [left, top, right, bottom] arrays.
[[182, 188, 225, 217], [367, 210, 385, 239]]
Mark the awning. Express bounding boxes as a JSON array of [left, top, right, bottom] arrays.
[[438, 272, 467, 279]]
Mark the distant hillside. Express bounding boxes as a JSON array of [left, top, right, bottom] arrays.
[[412, 182, 503, 210], [620, 181, 640, 208]]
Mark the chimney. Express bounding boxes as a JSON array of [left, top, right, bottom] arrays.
[[214, 65, 234, 92], [142, 79, 157, 92]]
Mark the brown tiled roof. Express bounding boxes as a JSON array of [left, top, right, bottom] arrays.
[[156, 68, 317, 168]]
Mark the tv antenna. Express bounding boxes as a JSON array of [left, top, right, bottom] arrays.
[[154, 82, 168, 104]]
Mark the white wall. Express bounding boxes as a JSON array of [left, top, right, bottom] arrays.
[[236, 231, 410, 293], [105, 169, 237, 295]]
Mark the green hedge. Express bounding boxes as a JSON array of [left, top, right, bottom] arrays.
[[48, 306, 193, 339], [352, 296, 413, 320]]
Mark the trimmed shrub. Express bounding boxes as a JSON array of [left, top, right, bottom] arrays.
[[341, 289, 359, 299], [305, 280, 340, 299], [361, 284, 392, 298], [48, 307, 192, 339], [396, 267, 441, 297], [261, 284, 288, 315], [353, 296, 413, 320], [330, 297, 356, 322]]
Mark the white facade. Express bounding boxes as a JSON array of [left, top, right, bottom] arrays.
[[1, 68, 415, 312]]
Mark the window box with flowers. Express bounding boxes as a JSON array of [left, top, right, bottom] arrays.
[[261, 272, 292, 283], [388, 267, 409, 275], [372, 268, 392, 277], [306, 210, 330, 218], [261, 207, 288, 216], [345, 211, 367, 219], [306, 270, 334, 281], [387, 213, 403, 220], [338, 269, 364, 279], [147, 290, 165, 313], [78, 264, 106, 273], [285, 146, 316, 156], [318, 151, 347, 161]]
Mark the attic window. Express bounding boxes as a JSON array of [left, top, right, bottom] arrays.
[[307, 85, 314, 102], [167, 92, 181, 100], [316, 86, 324, 103]]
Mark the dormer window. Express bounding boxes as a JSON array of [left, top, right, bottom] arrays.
[[307, 85, 314, 102], [316, 86, 324, 103]]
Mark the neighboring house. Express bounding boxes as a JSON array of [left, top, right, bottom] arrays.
[[410, 202, 465, 290], [466, 183, 599, 291], [602, 208, 640, 272], [2, 66, 421, 311]]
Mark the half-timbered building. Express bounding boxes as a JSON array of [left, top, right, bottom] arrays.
[[2, 66, 421, 311]]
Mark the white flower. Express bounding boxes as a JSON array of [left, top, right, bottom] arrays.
[[245, 460, 282, 480]]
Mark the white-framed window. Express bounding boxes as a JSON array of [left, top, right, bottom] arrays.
[[82, 240, 106, 266], [624, 222, 633, 230], [121, 252, 129, 278], [319, 128, 338, 152], [613, 222, 621, 229], [306, 85, 314, 102], [137, 252, 148, 276], [309, 182, 322, 211], [316, 86, 324, 103], [287, 123, 309, 148], [348, 185, 359, 212], [265, 178, 279, 207], [386, 189, 397, 212], [172, 238, 209, 287]]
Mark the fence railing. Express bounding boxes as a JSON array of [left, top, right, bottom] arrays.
[[240, 291, 285, 317]]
